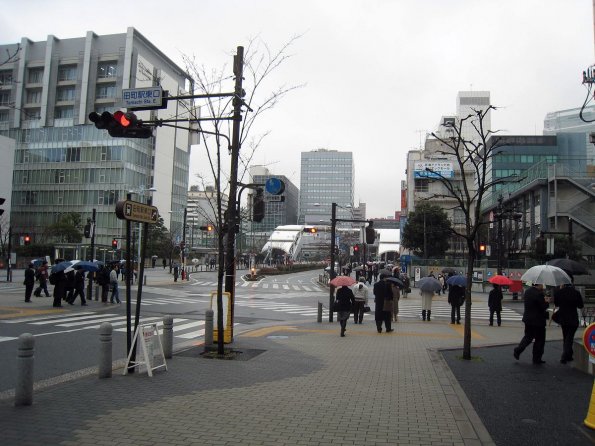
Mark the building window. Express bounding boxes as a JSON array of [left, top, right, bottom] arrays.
[[24, 109, 41, 120], [56, 170, 65, 184], [66, 147, 80, 162], [28, 68, 43, 84], [58, 65, 77, 82], [414, 179, 429, 192], [96, 84, 116, 99], [56, 87, 75, 102], [26, 89, 42, 104], [97, 62, 117, 79], [0, 91, 10, 105], [0, 70, 13, 86], [54, 107, 74, 119], [0, 111, 8, 122]]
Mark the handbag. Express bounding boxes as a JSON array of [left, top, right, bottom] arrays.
[[552, 309, 561, 324], [383, 299, 394, 313], [363, 305, 371, 313]]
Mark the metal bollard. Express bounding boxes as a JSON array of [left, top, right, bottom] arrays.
[[317, 302, 323, 323], [95, 285, 99, 301], [143, 275, 147, 286], [15, 333, 35, 406], [98, 322, 113, 379], [163, 316, 173, 359], [204, 309, 214, 350]]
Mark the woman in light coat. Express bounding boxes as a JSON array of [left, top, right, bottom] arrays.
[[421, 289, 434, 321], [351, 278, 369, 324]]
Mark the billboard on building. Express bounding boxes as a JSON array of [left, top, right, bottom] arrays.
[[413, 161, 454, 178]]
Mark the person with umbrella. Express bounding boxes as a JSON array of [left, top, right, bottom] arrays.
[[448, 284, 465, 324], [351, 277, 369, 324], [67, 269, 87, 306], [335, 284, 355, 337], [513, 282, 550, 364], [488, 284, 503, 326], [553, 283, 584, 364], [417, 275, 441, 321], [373, 273, 393, 333]]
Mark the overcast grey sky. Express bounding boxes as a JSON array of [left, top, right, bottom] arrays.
[[1, 0, 593, 218]]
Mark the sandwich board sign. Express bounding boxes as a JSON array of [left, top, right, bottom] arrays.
[[123, 322, 167, 377]]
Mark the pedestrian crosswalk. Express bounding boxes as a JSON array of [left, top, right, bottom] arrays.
[[235, 300, 330, 317], [394, 299, 522, 322], [0, 312, 221, 342]]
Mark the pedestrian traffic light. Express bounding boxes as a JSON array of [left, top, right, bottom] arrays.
[[112, 238, 118, 249], [365, 221, 376, 244], [479, 244, 486, 257], [252, 188, 265, 222], [84, 220, 91, 238], [89, 111, 153, 139], [199, 224, 214, 231], [0, 197, 4, 216], [353, 244, 359, 253], [23, 234, 31, 245]]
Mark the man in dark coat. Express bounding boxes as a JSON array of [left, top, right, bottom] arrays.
[[51, 270, 67, 308], [67, 269, 87, 306], [488, 284, 503, 326], [554, 284, 584, 364], [373, 273, 393, 333], [24, 263, 36, 302], [514, 283, 549, 364], [448, 284, 465, 325]]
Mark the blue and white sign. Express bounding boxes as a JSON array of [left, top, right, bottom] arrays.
[[265, 177, 285, 195], [413, 161, 454, 179], [123, 87, 164, 108]]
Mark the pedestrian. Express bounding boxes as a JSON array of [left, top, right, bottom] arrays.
[[421, 288, 434, 321], [401, 274, 410, 298], [162, 258, 166, 270], [488, 284, 503, 326], [351, 278, 369, 324], [437, 274, 444, 295], [65, 270, 76, 302], [33, 260, 51, 297], [448, 284, 465, 324], [67, 269, 87, 306], [24, 263, 35, 302], [109, 264, 121, 304], [50, 269, 66, 308], [97, 265, 110, 303], [513, 282, 549, 364], [173, 263, 179, 282], [373, 273, 393, 333], [152, 257, 156, 268], [335, 285, 355, 337], [553, 283, 584, 364], [372, 264, 379, 282], [367, 265, 373, 285], [389, 281, 400, 323]]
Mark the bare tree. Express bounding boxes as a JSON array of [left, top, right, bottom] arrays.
[[427, 106, 506, 359]]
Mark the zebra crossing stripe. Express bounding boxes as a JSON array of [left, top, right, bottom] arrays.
[[292, 286, 301, 290], [30, 313, 119, 325], [83, 317, 164, 330], [262, 284, 269, 289], [0, 336, 18, 343], [2, 311, 97, 324], [58, 315, 126, 327]]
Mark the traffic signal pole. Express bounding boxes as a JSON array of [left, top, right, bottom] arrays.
[[222, 46, 245, 354]]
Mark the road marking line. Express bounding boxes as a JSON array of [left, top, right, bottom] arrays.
[[30, 313, 118, 325], [0, 336, 18, 343]]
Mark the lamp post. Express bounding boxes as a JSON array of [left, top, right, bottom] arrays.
[[329, 203, 337, 322]]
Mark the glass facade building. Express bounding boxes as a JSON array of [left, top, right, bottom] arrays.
[[299, 149, 354, 225], [0, 28, 192, 248]]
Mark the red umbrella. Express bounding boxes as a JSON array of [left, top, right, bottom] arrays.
[[330, 276, 357, 287], [488, 275, 513, 286]]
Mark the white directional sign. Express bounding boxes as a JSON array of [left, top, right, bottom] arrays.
[[265, 195, 285, 202], [122, 87, 164, 108]]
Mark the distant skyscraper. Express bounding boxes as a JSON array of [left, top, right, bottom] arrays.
[[456, 91, 491, 144], [299, 149, 354, 224]]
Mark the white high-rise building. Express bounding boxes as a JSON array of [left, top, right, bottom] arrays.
[[0, 28, 193, 249], [456, 91, 491, 144]]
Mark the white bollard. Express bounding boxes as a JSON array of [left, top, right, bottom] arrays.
[[15, 333, 35, 406], [98, 322, 112, 379]]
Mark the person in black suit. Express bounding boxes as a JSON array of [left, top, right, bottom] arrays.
[[553, 284, 584, 364], [24, 263, 36, 302], [514, 283, 550, 364], [373, 273, 393, 333]]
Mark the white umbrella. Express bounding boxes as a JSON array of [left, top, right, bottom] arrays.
[[521, 265, 572, 287]]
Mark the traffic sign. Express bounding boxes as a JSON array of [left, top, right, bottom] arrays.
[[265, 177, 285, 195], [265, 195, 285, 202], [122, 86, 166, 110], [115, 200, 159, 224], [583, 323, 595, 357]]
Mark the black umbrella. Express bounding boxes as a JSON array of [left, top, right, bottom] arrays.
[[547, 258, 590, 276]]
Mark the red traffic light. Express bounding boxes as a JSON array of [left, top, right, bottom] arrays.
[[113, 111, 131, 127], [479, 244, 486, 252], [112, 239, 118, 249], [24, 234, 31, 245], [353, 245, 359, 252]]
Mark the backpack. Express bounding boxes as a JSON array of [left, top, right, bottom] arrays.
[[49, 273, 57, 285]]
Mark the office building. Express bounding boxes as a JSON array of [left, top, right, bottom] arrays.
[[0, 28, 193, 252], [543, 105, 595, 167], [456, 91, 491, 145], [299, 149, 354, 225]]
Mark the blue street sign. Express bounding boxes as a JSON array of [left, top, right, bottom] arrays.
[[265, 178, 285, 195]]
